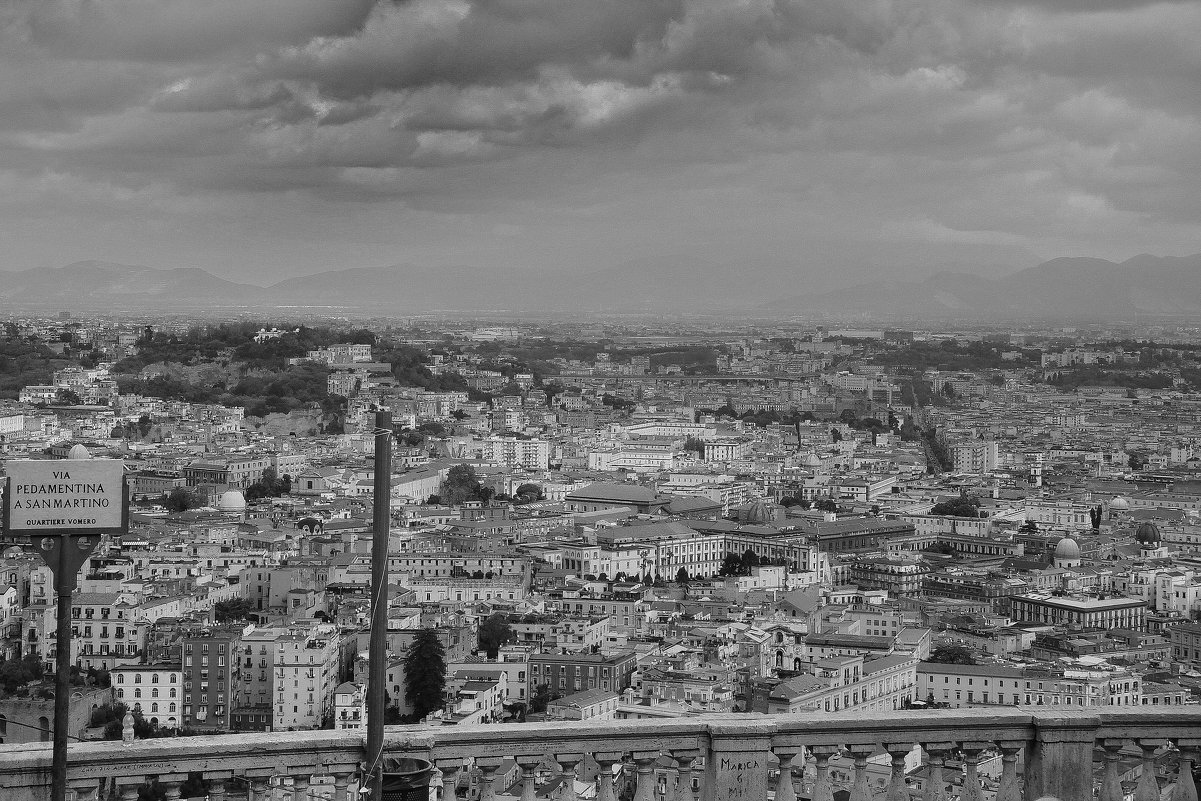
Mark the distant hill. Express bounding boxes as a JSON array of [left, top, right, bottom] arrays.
[[765, 254, 1201, 319], [4, 253, 1199, 318], [0, 261, 265, 307]]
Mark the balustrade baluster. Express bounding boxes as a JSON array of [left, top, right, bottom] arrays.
[[333, 772, 353, 801], [435, 759, 463, 801], [556, 753, 584, 801], [245, 769, 274, 801], [1099, 739, 1125, 801], [632, 751, 660, 801], [116, 778, 144, 801], [848, 746, 876, 801], [922, 744, 954, 801], [68, 779, 98, 801], [810, 745, 839, 801], [160, 777, 185, 801], [672, 750, 701, 801], [1172, 741, 1201, 801], [996, 741, 1024, 801], [290, 774, 311, 801], [1136, 740, 1167, 801], [592, 752, 623, 801], [516, 756, 543, 801], [207, 778, 228, 801], [476, 758, 503, 801], [773, 747, 800, 801], [958, 742, 990, 801], [884, 743, 913, 801]]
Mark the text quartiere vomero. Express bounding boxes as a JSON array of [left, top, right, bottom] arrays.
[[11, 483, 112, 509]]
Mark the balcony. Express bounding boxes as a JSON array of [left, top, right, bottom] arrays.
[[0, 707, 1198, 801]]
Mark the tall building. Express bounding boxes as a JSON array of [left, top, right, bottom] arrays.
[[273, 626, 341, 731], [181, 626, 244, 732]]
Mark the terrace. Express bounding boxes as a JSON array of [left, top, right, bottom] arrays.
[[0, 707, 1196, 801]]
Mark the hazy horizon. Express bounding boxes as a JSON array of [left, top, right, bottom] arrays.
[[2, 0, 1200, 287]]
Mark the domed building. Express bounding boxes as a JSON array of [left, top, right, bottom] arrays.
[[66, 443, 92, 460], [217, 489, 247, 515], [1053, 535, 1081, 569], [1135, 521, 1165, 556], [736, 498, 779, 525], [1108, 496, 1130, 519]]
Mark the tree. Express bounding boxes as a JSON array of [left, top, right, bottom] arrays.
[[245, 467, 288, 501], [514, 483, 543, 503], [814, 497, 839, 513], [440, 464, 485, 505], [927, 644, 977, 665], [164, 487, 204, 513], [55, 388, 82, 405], [740, 548, 759, 574], [404, 628, 447, 720], [0, 653, 44, 693], [930, 496, 982, 518], [831, 428, 843, 443], [1128, 452, 1148, 470], [719, 552, 743, 577], [675, 566, 690, 583], [683, 437, 705, 456], [529, 683, 559, 714], [213, 598, 255, 623], [477, 613, 513, 659]]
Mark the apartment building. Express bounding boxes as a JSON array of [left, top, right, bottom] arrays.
[[181, 627, 243, 732], [527, 652, 638, 698], [111, 663, 182, 729], [758, 653, 917, 715], [918, 662, 1142, 707], [1008, 593, 1146, 630], [274, 627, 341, 731]]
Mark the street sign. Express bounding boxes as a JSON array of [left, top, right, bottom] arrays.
[[4, 458, 126, 533]]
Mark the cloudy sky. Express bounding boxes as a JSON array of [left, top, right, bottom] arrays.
[[2, 0, 1200, 287]]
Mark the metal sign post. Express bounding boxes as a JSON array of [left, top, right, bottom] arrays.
[[3, 456, 127, 801]]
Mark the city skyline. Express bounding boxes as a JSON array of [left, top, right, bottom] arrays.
[[2, 0, 1200, 290]]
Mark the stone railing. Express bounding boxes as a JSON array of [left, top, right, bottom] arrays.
[[0, 707, 1198, 801]]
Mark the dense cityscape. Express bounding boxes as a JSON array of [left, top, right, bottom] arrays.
[[2, 312, 1201, 799]]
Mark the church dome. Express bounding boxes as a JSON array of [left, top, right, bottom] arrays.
[[738, 498, 776, 525], [1109, 496, 1130, 511], [1135, 521, 1161, 546], [217, 490, 247, 512], [66, 444, 92, 460], [1053, 536, 1081, 562]]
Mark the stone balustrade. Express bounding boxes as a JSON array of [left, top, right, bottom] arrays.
[[0, 708, 1198, 801]]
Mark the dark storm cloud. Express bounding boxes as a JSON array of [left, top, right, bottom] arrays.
[[0, 0, 1199, 280], [26, 0, 376, 61]]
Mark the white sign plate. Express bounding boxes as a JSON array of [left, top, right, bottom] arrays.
[[5, 459, 125, 531]]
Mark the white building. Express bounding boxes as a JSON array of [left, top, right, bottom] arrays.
[[479, 437, 550, 470], [111, 663, 183, 729], [273, 627, 341, 731], [333, 682, 366, 731]]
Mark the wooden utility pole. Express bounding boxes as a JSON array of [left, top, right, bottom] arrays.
[[366, 410, 392, 800]]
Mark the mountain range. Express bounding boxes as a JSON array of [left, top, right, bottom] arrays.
[[766, 254, 1201, 319], [2, 254, 1199, 319]]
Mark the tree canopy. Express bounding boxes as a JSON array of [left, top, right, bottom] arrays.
[[930, 496, 982, 518], [926, 644, 977, 665], [439, 464, 492, 505], [213, 598, 255, 624], [477, 613, 514, 659], [164, 487, 205, 513], [404, 629, 447, 720]]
